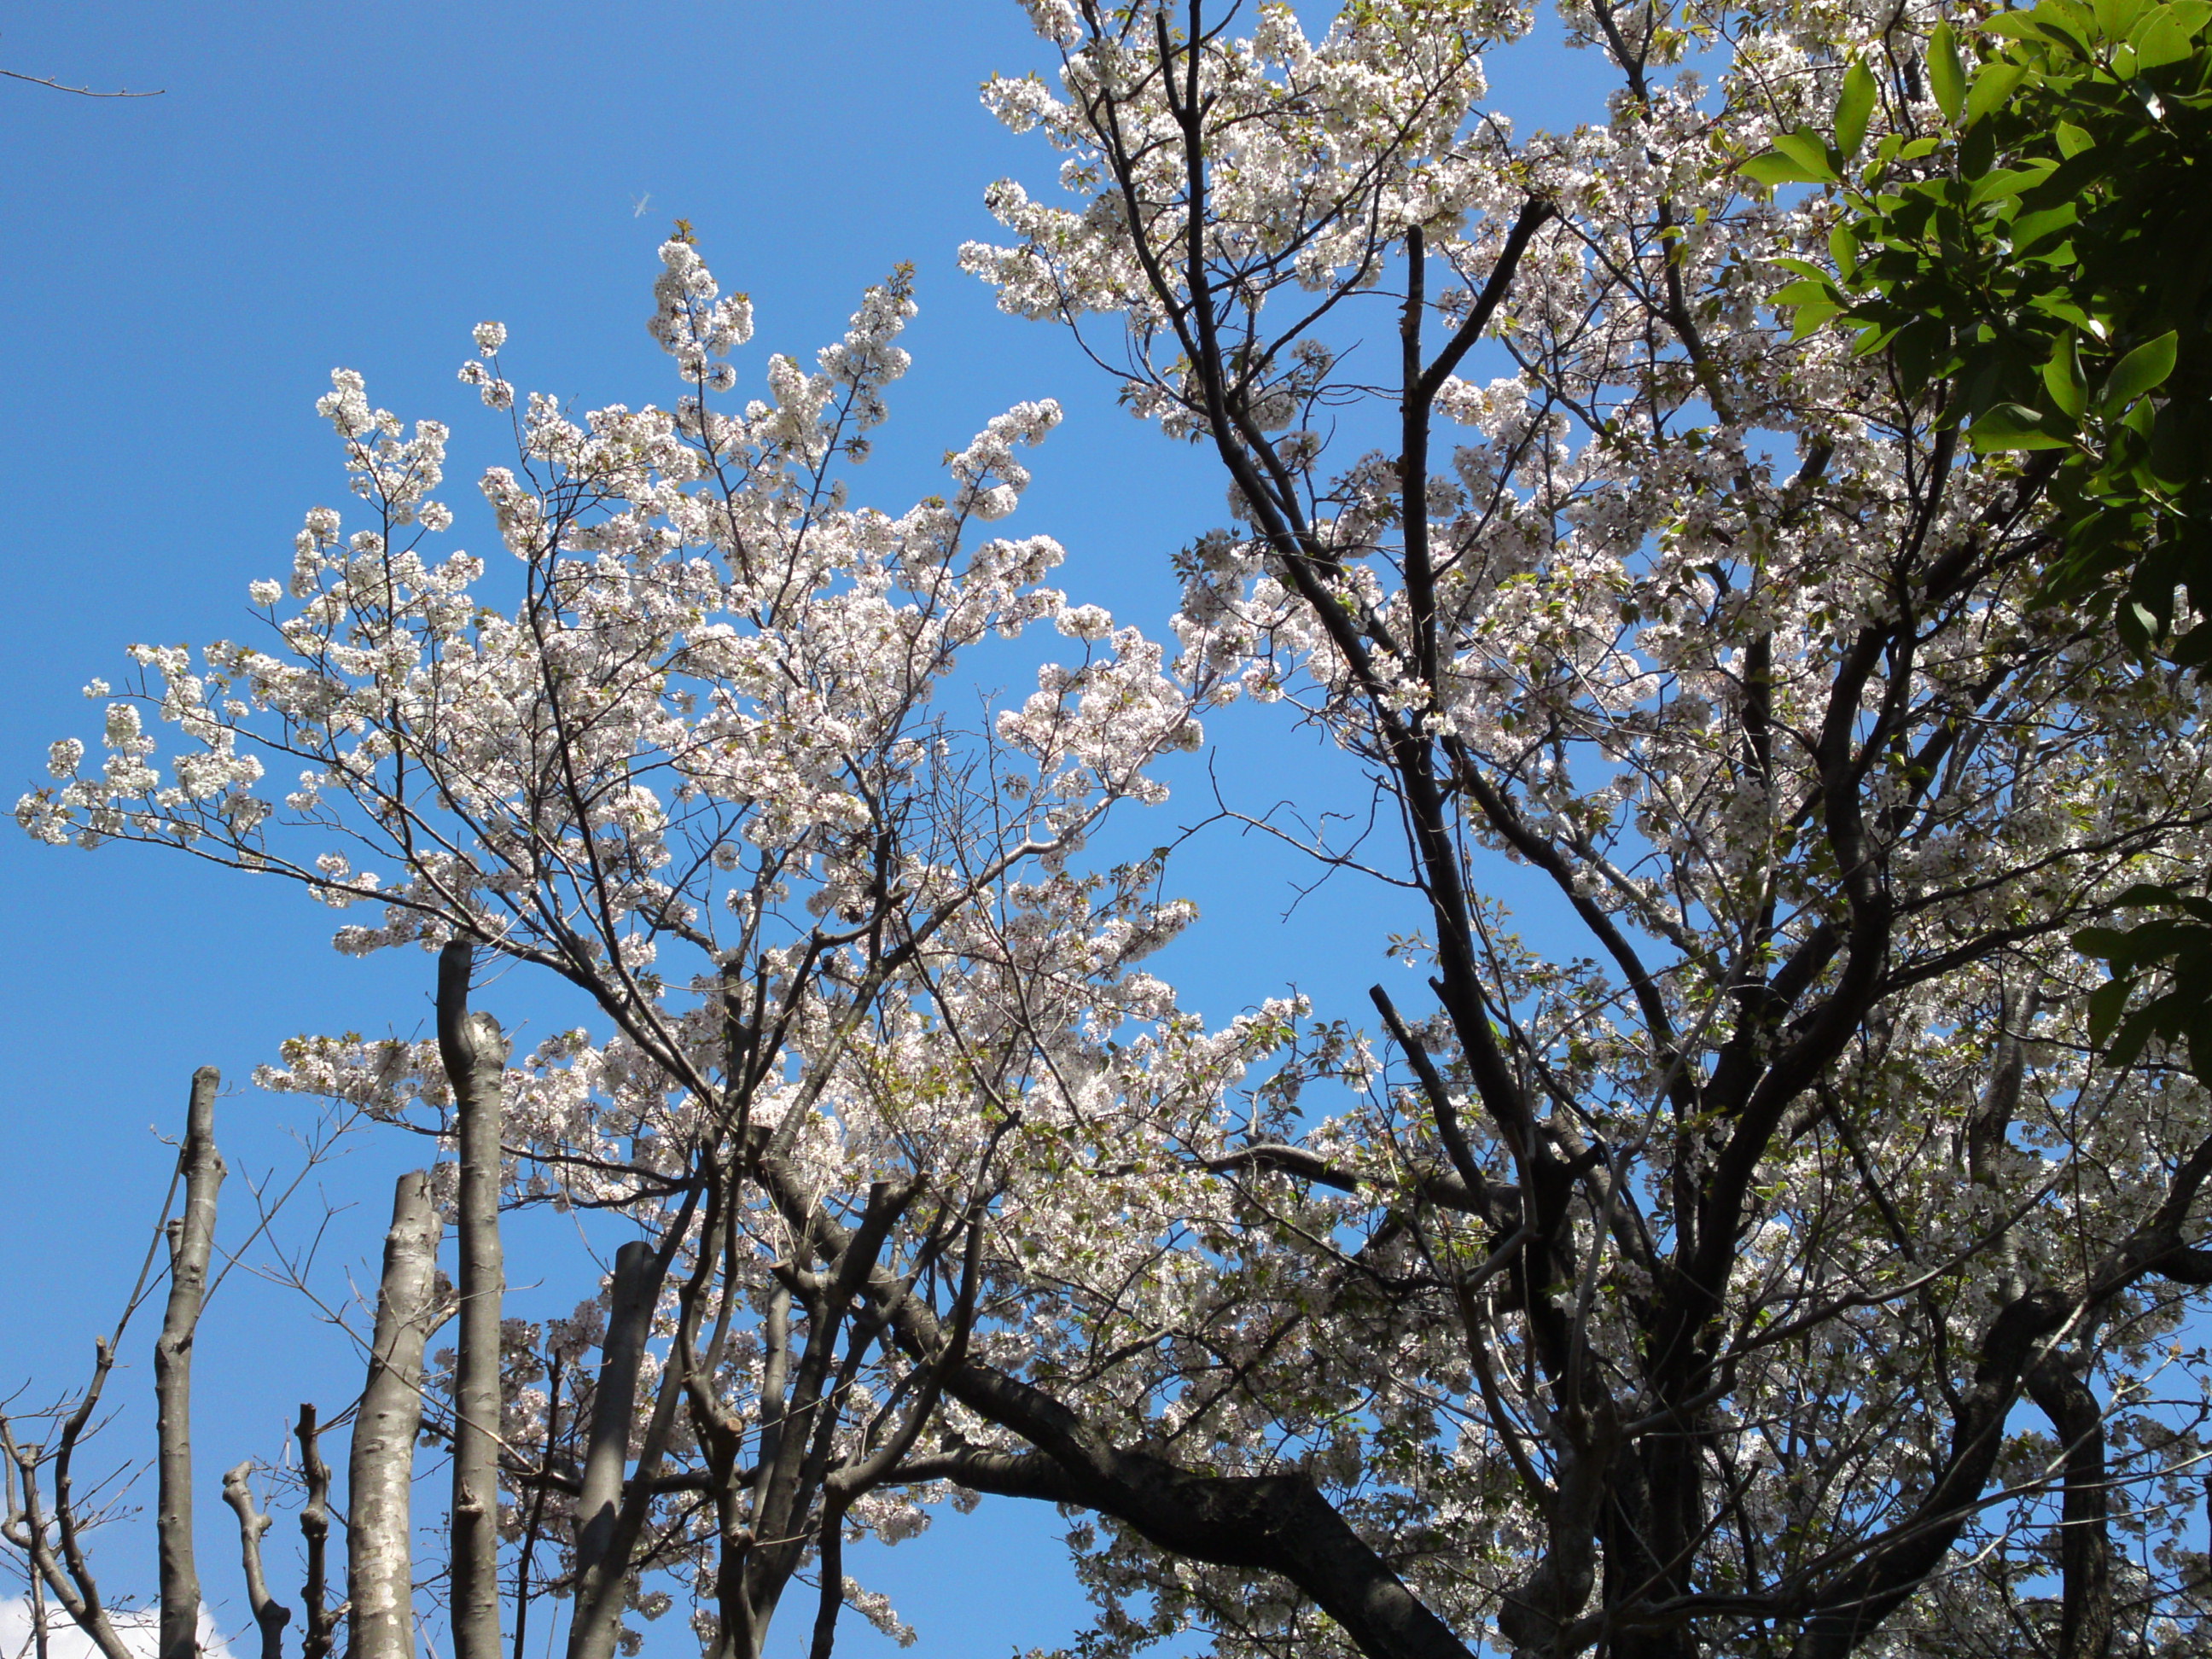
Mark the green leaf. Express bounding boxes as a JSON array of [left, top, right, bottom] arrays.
[[2011, 203, 2081, 254], [1773, 127, 1840, 181], [1741, 150, 1829, 187], [2027, 294, 2098, 335], [1790, 300, 1842, 340], [2074, 925, 2136, 958], [1826, 222, 1860, 277], [1967, 161, 2058, 207], [1771, 256, 1831, 281], [2054, 120, 2094, 157], [2033, 0, 2097, 55], [1837, 58, 1877, 158], [1970, 402, 2075, 451], [1849, 320, 1901, 355], [2095, 0, 2151, 44], [1965, 59, 2027, 123], [2085, 973, 2138, 1047], [2104, 330, 2179, 409], [1930, 21, 1967, 121], [2134, 9, 2195, 65], [2042, 333, 2089, 418], [1959, 115, 1996, 176]]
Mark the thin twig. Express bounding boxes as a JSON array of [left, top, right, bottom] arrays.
[[0, 67, 162, 97]]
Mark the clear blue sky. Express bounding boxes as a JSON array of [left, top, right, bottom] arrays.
[[0, 6, 1611, 1654]]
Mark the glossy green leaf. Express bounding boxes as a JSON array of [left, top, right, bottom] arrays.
[[1837, 58, 1877, 157], [2084, 972, 2137, 1046], [1930, 21, 1967, 121], [1771, 257, 1831, 280], [1742, 151, 1825, 187], [1970, 401, 2075, 451], [2043, 333, 2089, 418], [1968, 162, 2057, 207], [1849, 321, 1901, 356], [2031, 0, 2096, 55], [1827, 222, 1860, 276], [1790, 300, 1842, 339], [2095, 0, 2151, 44], [2011, 203, 2081, 255], [2134, 10, 2195, 63], [1965, 59, 2027, 123], [2027, 292, 2098, 333], [2104, 330, 2179, 408], [1773, 127, 1839, 180]]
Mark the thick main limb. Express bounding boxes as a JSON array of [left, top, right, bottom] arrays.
[[348, 1170, 444, 1659]]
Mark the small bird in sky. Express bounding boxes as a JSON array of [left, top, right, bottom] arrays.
[[631, 191, 651, 218]]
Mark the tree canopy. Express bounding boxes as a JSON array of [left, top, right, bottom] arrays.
[[9, 5, 2212, 1659]]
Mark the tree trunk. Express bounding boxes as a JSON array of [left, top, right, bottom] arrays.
[[2028, 1357, 2115, 1659], [156, 1067, 223, 1659], [348, 1169, 443, 1659], [439, 940, 508, 1659], [572, 1241, 656, 1596], [568, 1228, 690, 1659]]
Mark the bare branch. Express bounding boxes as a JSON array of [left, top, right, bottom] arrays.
[[221, 1462, 291, 1659]]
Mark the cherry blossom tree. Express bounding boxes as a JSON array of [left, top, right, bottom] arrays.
[[9, 236, 1231, 1659], [896, 3, 2212, 1657]]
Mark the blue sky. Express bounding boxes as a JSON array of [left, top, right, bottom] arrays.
[[0, 6, 1615, 1655]]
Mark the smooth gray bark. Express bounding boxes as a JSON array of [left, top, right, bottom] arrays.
[[220, 1462, 289, 1659], [348, 1169, 443, 1659], [156, 1067, 223, 1659], [571, 1241, 656, 1600], [438, 940, 508, 1659]]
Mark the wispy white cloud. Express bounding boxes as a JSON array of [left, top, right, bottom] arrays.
[[0, 1599, 236, 1659]]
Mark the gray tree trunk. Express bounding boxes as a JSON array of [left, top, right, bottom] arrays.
[[348, 1169, 443, 1659], [571, 1242, 658, 1611], [439, 940, 507, 1659], [155, 1067, 224, 1659]]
